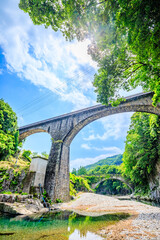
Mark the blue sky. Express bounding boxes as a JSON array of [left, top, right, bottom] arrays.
[[0, 0, 140, 170]]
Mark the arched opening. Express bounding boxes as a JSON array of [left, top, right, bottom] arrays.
[[19, 128, 48, 141], [18, 132, 52, 194], [21, 132, 52, 157], [69, 109, 159, 198], [64, 97, 160, 148], [70, 112, 133, 171]]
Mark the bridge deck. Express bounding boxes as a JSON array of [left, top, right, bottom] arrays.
[[19, 92, 152, 130]]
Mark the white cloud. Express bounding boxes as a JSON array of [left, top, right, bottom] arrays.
[[81, 143, 91, 150], [84, 113, 133, 141], [81, 144, 122, 153], [60, 89, 92, 110], [66, 39, 97, 68], [0, 0, 97, 110], [84, 134, 97, 141]]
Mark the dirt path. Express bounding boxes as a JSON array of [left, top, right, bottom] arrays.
[[60, 193, 160, 240]]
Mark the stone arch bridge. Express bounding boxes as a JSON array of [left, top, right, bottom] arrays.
[[91, 174, 134, 193], [19, 92, 160, 201]]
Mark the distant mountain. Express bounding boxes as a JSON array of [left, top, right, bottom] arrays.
[[84, 154, 123, 171]]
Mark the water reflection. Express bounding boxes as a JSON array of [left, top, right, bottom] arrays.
[[0, 211, 129, 240], [69, 229, 103, 240]]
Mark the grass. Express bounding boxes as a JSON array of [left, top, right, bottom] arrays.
[[0, 156, 30, 172]]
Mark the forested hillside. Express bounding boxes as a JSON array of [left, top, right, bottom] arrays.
[[84, 154, 123, 171]]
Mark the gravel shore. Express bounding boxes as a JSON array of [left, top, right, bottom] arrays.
[[60, 193, 160, 240]]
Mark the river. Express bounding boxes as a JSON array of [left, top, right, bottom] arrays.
[[0, 210, 129, 240]]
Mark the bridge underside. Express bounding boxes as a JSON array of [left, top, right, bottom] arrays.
[[19, 129, 47, 141]]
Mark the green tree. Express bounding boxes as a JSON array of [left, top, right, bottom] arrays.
[[71, 168, 77, 175], [32, 152, 38, 157], [96, 179, 131, 195], [41, 151, 49, 159], [122, 112, 160, 193], [87, 164, 121, 176], [19, 0, 160, 105], [0, 99, 19, 160], [77, 166, 87, 176], [92, 0, 160, 106], [22, 149, 32, 162]]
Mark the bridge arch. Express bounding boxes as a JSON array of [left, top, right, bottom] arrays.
[[21, 131, 52, 157], [92, 176, 134, 193], [19, 128, 49, 141], [63, 104, 159, 146]]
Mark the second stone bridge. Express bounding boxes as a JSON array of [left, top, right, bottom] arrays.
[[19, 92, 160, 201], [91, 174, 134, 193]]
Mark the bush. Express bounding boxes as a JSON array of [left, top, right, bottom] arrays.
[[22, 150, 32, 162], [70, 173, 91, 196], [0, 99, 19, 160]]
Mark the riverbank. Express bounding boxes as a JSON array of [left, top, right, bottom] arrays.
[[60, 193, 160, 239], [0, 192, 159, 239], [0, 193, 48, 215]]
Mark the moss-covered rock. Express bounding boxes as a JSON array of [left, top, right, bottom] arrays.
[[0, 156, 30, 194]]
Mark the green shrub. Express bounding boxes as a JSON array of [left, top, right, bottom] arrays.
[[21, 192, 28, 195], [56, 198, 63, 203], [1, 191, 12, 194], [70, 173, 91, 196], [22, 150, 32, 162]]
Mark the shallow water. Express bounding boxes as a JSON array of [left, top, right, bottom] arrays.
[[0, 211, 129, 240]]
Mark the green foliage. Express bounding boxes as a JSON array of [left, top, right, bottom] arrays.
[[1, 191, 12, 194], [71, 168, 77, 175], [21, 192, 28, 195], [86, 164, 121, 176], [96, 179, 131, 195], [0, 158, 30, 193], [0, 99, 19, 160], [77, 166, 87, 176], [19, 0, 160, 105], [122, 113, 160, 193], [11, 180, 18, 185], [56, 198, 63, 203], [83, 175, 100, 185], [70, 173, 91, 196], [85, 154, 123, 171], [32, 152, 38, 157], [51, 138, 63, 144], [22, 149, 32, 162], [81, 164, 130, 195], [91, 0, 160, 105], [41, 151, 49, 159], [43, 189, 47, 198]]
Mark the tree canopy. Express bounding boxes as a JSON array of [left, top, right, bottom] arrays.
[[0, 99, 19, 160], [122, 112, 160, 194], [19, 0, 160, 106], [77, 166, 87, 176], [87, 164, 121, 176]]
